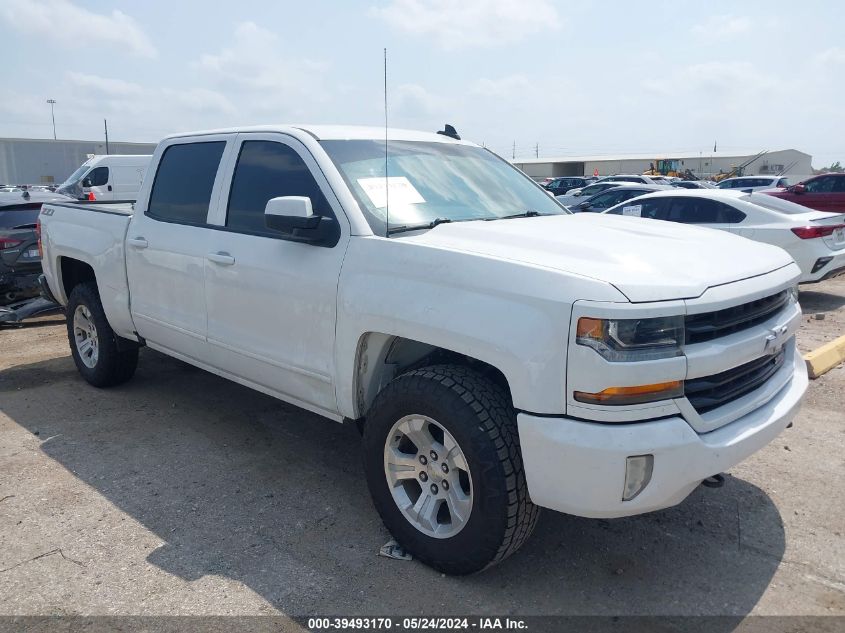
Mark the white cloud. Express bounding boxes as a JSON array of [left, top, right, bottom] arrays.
[[370, 0, 560, 50], [0, 0, 156, 58], [392, 83, 454, 119], [691, 14, 751, 38], [196, 22, 330, 116], [470, 75, 533, 99], [66, 72, 143, 97], [816, 47, 845, 64], [642, 61, 777, 100]]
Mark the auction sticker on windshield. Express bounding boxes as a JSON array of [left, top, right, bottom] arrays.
[[357, 177, 425, 209], [622, 204, 642, 217]]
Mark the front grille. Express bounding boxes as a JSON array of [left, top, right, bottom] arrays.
[[685, 349, 786, 413], [685, 290, 789, 344]]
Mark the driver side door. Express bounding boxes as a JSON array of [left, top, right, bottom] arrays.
[[203, 133, 350, 416]]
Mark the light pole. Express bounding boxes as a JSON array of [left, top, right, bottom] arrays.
[[46, 99, 57, 139]]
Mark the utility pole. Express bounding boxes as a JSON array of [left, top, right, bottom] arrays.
[[535, 143, 539, 158], [512, 141, 516, 160], [104, 119, 110, 155], [46, 99, 57, 139]]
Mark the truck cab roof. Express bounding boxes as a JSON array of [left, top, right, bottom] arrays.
[[163, 124, 473, 145]]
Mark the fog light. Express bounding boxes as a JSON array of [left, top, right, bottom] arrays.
[[623, 454, 654, 501]]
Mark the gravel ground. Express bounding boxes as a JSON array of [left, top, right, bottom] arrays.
[[0, 278, 843, 619]]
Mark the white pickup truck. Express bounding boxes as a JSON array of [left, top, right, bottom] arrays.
[[39, 125, 807, 574]]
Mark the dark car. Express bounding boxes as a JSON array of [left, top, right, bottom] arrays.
[[568, 184, 672, 213], [764, 173, 845, 212], [0, 191, 73, 303], [543, 176, 590, 196]]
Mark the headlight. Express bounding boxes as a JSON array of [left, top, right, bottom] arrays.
[[576, 315, 684, 362]]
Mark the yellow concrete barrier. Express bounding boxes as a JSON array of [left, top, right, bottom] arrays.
[[805, 334, 845, 379]]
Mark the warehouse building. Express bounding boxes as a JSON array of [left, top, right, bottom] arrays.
[[0, 137, 157, 186], [513, 149, 813, 182]]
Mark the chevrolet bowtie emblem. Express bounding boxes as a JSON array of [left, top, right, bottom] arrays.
[[764, 325, 789, 354]]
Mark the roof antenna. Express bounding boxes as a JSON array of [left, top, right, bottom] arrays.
[[384, 47, 390, 238]]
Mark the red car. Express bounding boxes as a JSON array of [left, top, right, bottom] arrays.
[[764, 173, 845, 212]]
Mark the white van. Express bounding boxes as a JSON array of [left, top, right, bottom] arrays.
[[57, 155, 152, 201]]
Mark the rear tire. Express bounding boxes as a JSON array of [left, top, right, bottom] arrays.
[[66, 282, 138, 387], [363, 364, 539, 574]]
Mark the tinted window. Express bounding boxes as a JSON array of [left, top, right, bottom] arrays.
[[606, 189, 645, 206], [777, 178, 789, 187], [662, 197, 745, 224], [147, 141, 225, 224], [226, 140, 334, 236], [583, 183, 615, 195], [87, 167, 108, 186], [607, 198, 666, 219], [605, 176, 643, 183], [832, 176, 845, 193], [805, 176, 835, 193]]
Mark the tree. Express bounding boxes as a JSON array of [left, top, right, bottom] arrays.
[[815, 161, 843, 173]]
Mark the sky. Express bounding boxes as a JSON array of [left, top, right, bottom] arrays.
[[2, 0, 844, 166]]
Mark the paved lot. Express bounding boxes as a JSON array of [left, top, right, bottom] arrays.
[[1, 278, 843, 618]]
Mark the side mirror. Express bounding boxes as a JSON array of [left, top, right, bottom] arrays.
[[82, 178, 92, 188], [791, 183, 806, 194], [264, 196, 321, 232], [264, 196, 339, 246]]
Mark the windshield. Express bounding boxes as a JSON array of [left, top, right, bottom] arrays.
[[320, 140, 568, 234], [60, 164, 91, 187]]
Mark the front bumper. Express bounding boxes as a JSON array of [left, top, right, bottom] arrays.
[[517, 350, 808, 518]]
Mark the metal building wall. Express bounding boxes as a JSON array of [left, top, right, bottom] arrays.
[[0, 138, 156, 185]]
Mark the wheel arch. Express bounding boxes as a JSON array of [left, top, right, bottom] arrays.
[[58, 256, 97, 302], [352, 332, 512, 421]]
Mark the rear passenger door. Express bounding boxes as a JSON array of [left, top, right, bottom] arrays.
[[203, 133, 349, 416], [126, 136, 232, 362]]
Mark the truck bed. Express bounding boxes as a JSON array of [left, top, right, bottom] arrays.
[[39, 199, 137, 340]]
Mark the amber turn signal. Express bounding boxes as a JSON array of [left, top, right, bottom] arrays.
[[574, 380, 683, 406]]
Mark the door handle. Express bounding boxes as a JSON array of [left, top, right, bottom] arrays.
[[207, 252, 235, 266], [107, 185, 113, 191], [127, 237, 148, 249]]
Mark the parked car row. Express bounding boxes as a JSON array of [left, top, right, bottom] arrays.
[[565, 183, 673, 213], [602, 188, 845, 283]]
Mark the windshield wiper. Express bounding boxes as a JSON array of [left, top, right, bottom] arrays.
[[387, 217, 453, 235], [485, 210, 545, 220]]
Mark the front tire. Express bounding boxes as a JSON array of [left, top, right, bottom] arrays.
[[66, 282, 138, 388], [363, 364, 539, 574]]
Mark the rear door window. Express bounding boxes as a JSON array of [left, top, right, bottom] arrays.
[[607, 198, 666, 218], [146, 141, 226, 225], [662, 197, 745, 223]]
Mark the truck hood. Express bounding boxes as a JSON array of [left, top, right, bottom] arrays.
[[402, 214, 794, 302]]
